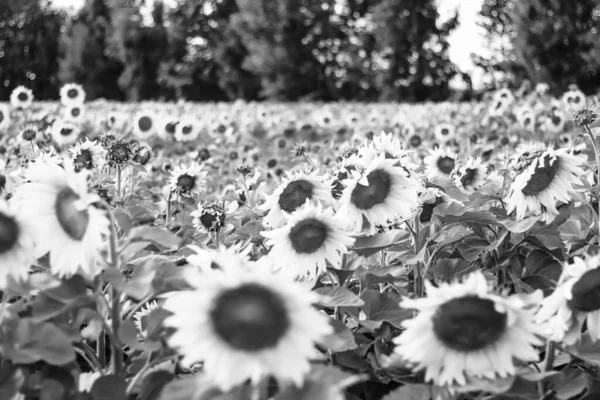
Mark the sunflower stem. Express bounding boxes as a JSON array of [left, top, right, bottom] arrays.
[[165, 192, 173, 229], [116, 166, 122, 200], [584, 125, 600, 234], [241, 175, 254, 209], [541, 340, 556, 393]]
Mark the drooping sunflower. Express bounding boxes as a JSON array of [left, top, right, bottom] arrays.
[[69, 139, 107, 172], [536, 254, 600, 345], [506, 147, 585, 221], [168, 163, 207, 201], [191, 202, 226, 233], [0, 200, 35, 287], [133, 112, 156, 140], [51, 119, 81, 147], [336, 155, 421, 235], [59, 83, 86, 105], [260, 170, 334, 229], [162, 260, 332, 391], [10, 86, 34, 110], [393, 271, 542, 387], [424, 148, 457, 180], [451, 157, 488, 194], [261, 202, 355, 279], [12, 159, 110, 279]]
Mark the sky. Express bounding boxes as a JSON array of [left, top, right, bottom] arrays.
[[52, 0, 487, 80]]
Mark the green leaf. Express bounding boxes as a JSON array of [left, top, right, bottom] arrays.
[[319, 318, 357, 352], [569, 333, 600, 367], [275, 365, 358, 400], [359, 291, 412, 329], [456, 237, 489, 262], [432, 226, 472, 246], [90, 375, 127, 400], [431, 258, 477, 282], [551, 367, 587, 400], [113, 207, 133, 234], [128, 226, 181, 250], [139, 371, 175, 400], [118, 319, 141, 350], [352, 231, 410, 258], [315, 287, 364, 307], [3, 320, 75, 366], [524, 250, 561, 282], [380, 384, 431, 400]]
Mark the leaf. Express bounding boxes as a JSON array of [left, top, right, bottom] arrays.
[[128, 226, 180, 250], [315, 287, 364, 307], [113, 208, 133, 234], [380, 384, 432, 400], [569, 333, 600, 367], [359, 291, 413, 329], [275, 365, 359, 400], [352, 231, 410, 258], [433, 226, 472, 246], [524, 250, 561, 282], [431, 258, 477, 282], [123, 261, 156, 300], [456, 237, 489, 262], [3, 320, 75, 366], [118, 319, 141, 350], [139, 371, 175, 400], [530, 224, 566, 251], [319, 318, 357, 352], [90, 375, 127, 400], [433, 202, 498, 226], [498, 215, 541, 233], [550, 367, 587, 400]]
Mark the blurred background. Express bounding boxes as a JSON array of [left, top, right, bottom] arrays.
[[1, 0, 599, 103]]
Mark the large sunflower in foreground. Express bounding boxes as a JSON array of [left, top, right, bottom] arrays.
[[260, 170, 334, 229], [261, 202, 354, 279], [393, 271, 542, 387], [336, 155, 421, 235], [162, 259, 332, 391], [0, 200, 35, 287], [12, 159, 109, 279], [536, 254, 600, 345], [506, 147, 585, 221]]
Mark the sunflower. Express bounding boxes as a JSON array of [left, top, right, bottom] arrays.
[[168, 163, 207, 201], [185, 244, 253, 272], [451, 157, 488, 194], [424, 148, 457, 180], [162, 259, 332, 391], [536, 254, 600, 345], [133, 300, 159, 336], [434, 123, 456, 144], [418, 187, 448, 225], [12, 159, 110, 279], [159, 117, 178, 139], [174, 116, 200, 142], [336, 155, 421, 235], [69, 139, 107, 172], [371, 131, 412, 161], [562, 89, 585, 113], [59, 83, 86, 105], [261, 202, 355, 279], [516, 107, 535, 131], [0, 104, 11, 132], [19, 123, 41, 144], [63, 104, 86, 123], [10, 86, 34, 110], [103, 137, 137, 169], [506, 147, 585, 221], [393, 271, 542, 387], [133, 112, 156, 140], [260, 170, 334, 229], [191, 202, 226, 233], [543, 112, 566, 135], [0, 200, 35, 287], [51, 119, 81, 147]]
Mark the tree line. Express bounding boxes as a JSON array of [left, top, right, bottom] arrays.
[[1, 0, 599, 103]]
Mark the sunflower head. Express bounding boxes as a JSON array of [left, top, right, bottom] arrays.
[[193, 203, 226, 233], [573, 106, 597, 127], [278, 179, 314, 213], [0, 211, 19, 253]]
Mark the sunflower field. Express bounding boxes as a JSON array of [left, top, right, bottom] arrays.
[[0, 83, 600, 400]]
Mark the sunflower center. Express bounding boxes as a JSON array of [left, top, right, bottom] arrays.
[[22, 129, 36, 141], [351, 169, 391, 210], [0, 212, 19, 253], [568, 268, 600, 312], [111, 144, 130, 162], [55, 187, 89, 241], [409, 135, 422, 147], [71, 107, 81, 117], [17, 92, 28, 102], [419, 195, 444, 223], [199, 210, 224, 231], [0, 111, 4, 123], [60, 127, 73, 136], [460, 168, 478, 188], [0, 175, 6, 192], [177, 174, 195, 192], [138, 116, 152, 132], [432, 295, 507, 352], [289, 217, 328, 254], [67, 88, 78, 98], [210, 283, 289, 351], [521, 155, 559, 196], [441, 128, 449, 136], [75, 149, 93, 168], [166, 123, 176, 134], [182, 125, 192, 135], [436, 156, 455, 175], [278, 179, 314, 213]]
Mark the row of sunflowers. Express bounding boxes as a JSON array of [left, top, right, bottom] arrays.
[[0, 83, 599, 400]]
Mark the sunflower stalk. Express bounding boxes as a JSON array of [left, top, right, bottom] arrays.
[[583, 125, 600, 233], [116, 166, 122, 200], [541, 341, 556, 393]]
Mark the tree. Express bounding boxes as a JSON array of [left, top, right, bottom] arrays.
[[511, 0, 600, 94], [59, 0, 125, 100], [371, 0, 459, 102], [0, 0, 65, 100]]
